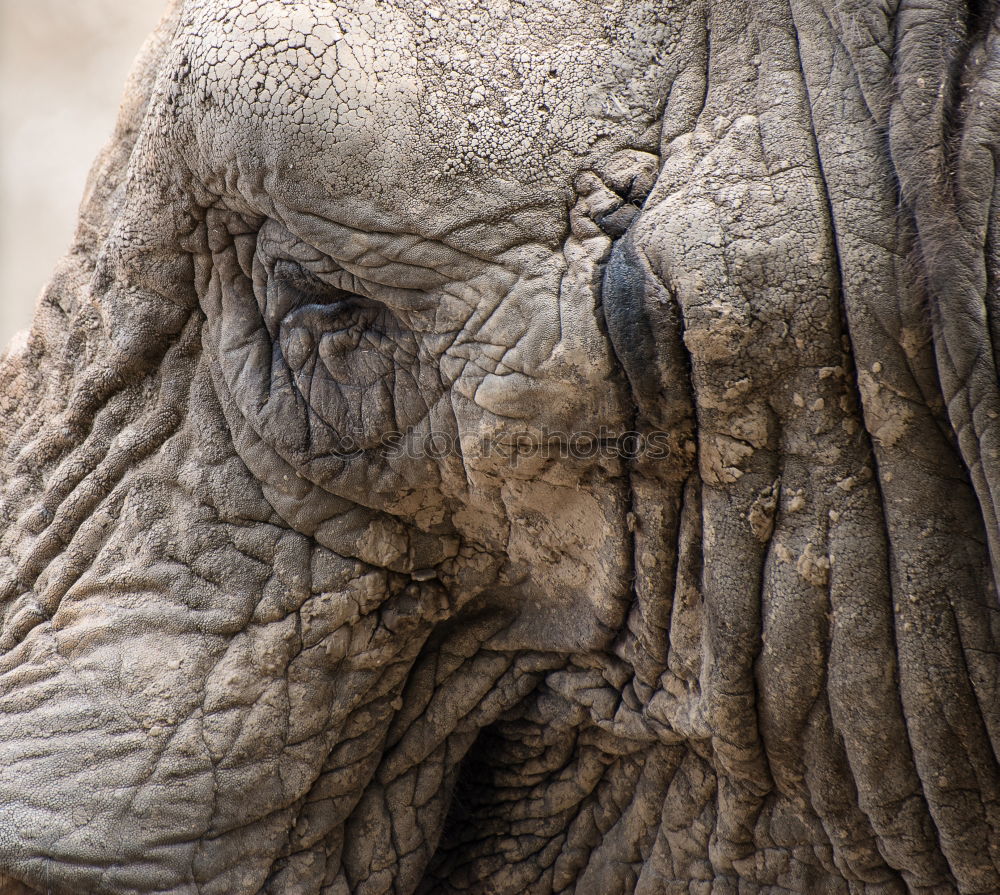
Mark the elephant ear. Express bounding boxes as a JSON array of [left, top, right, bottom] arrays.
[[601, 2, 1000, 891], [0, 0, 196, 604], [793, 4, 1000, 888], [0, 14, 192, 895], [887, 0, 1000, 584], [0, 0, 186, 459]]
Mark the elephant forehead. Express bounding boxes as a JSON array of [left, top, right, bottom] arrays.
[[179, 0, 677, 224]]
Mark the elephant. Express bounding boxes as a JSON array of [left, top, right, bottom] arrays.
[[2, 0, 1000, 892]]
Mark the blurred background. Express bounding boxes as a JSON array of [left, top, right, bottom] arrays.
[[0, 0, 166, 347]]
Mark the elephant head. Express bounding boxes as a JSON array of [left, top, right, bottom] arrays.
[[2, 1, 1000, 893]]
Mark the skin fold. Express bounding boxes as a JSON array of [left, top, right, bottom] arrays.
[[1, 0, 999, 892]]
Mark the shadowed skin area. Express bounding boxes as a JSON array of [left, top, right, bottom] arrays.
[[2, 1, 1000, 894]]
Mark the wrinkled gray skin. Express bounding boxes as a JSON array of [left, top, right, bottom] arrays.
[[2, 1, 1000, 893]]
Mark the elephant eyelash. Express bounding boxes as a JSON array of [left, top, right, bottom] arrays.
[[272, 259, 365, 306], [270, 259, 399, 345], [266, 259, 381, 325], [273, 260, 338, 300], [271, 258, 407, 311], [254, 220, 439, 332]]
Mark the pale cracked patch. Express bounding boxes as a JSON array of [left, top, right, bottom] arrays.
[[747, 479, 779, 541], [700, 432, 754, 485], [857, 369, 914, 448], [796, 542, 831, 587]]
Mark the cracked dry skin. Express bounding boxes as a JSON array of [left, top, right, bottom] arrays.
[[2, 0, 1000, 893]]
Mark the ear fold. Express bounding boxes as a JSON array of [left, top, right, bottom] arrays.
[[786, 2, 1000, 888], [888, 0, 1000, 585], [616, 2, 1000, 888]]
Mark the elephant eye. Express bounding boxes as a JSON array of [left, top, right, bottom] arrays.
[[272, 258, 361, 312], [266, 259, 389, 375], [267, 258, 380, 328]]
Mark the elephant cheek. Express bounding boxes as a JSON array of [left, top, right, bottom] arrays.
[[0, 536, 441, 895], [484, 474, 634, 653]]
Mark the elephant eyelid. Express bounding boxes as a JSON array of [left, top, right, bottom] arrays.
[[273, 259, 339, 298], [257, 215, 443, 321], [270, 258, 381, 311], [279, 258, 438, 318], [267, 258, 435, 343]]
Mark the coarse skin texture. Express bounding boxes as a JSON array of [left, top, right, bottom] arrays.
[[2, 0, 1000, 892]]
